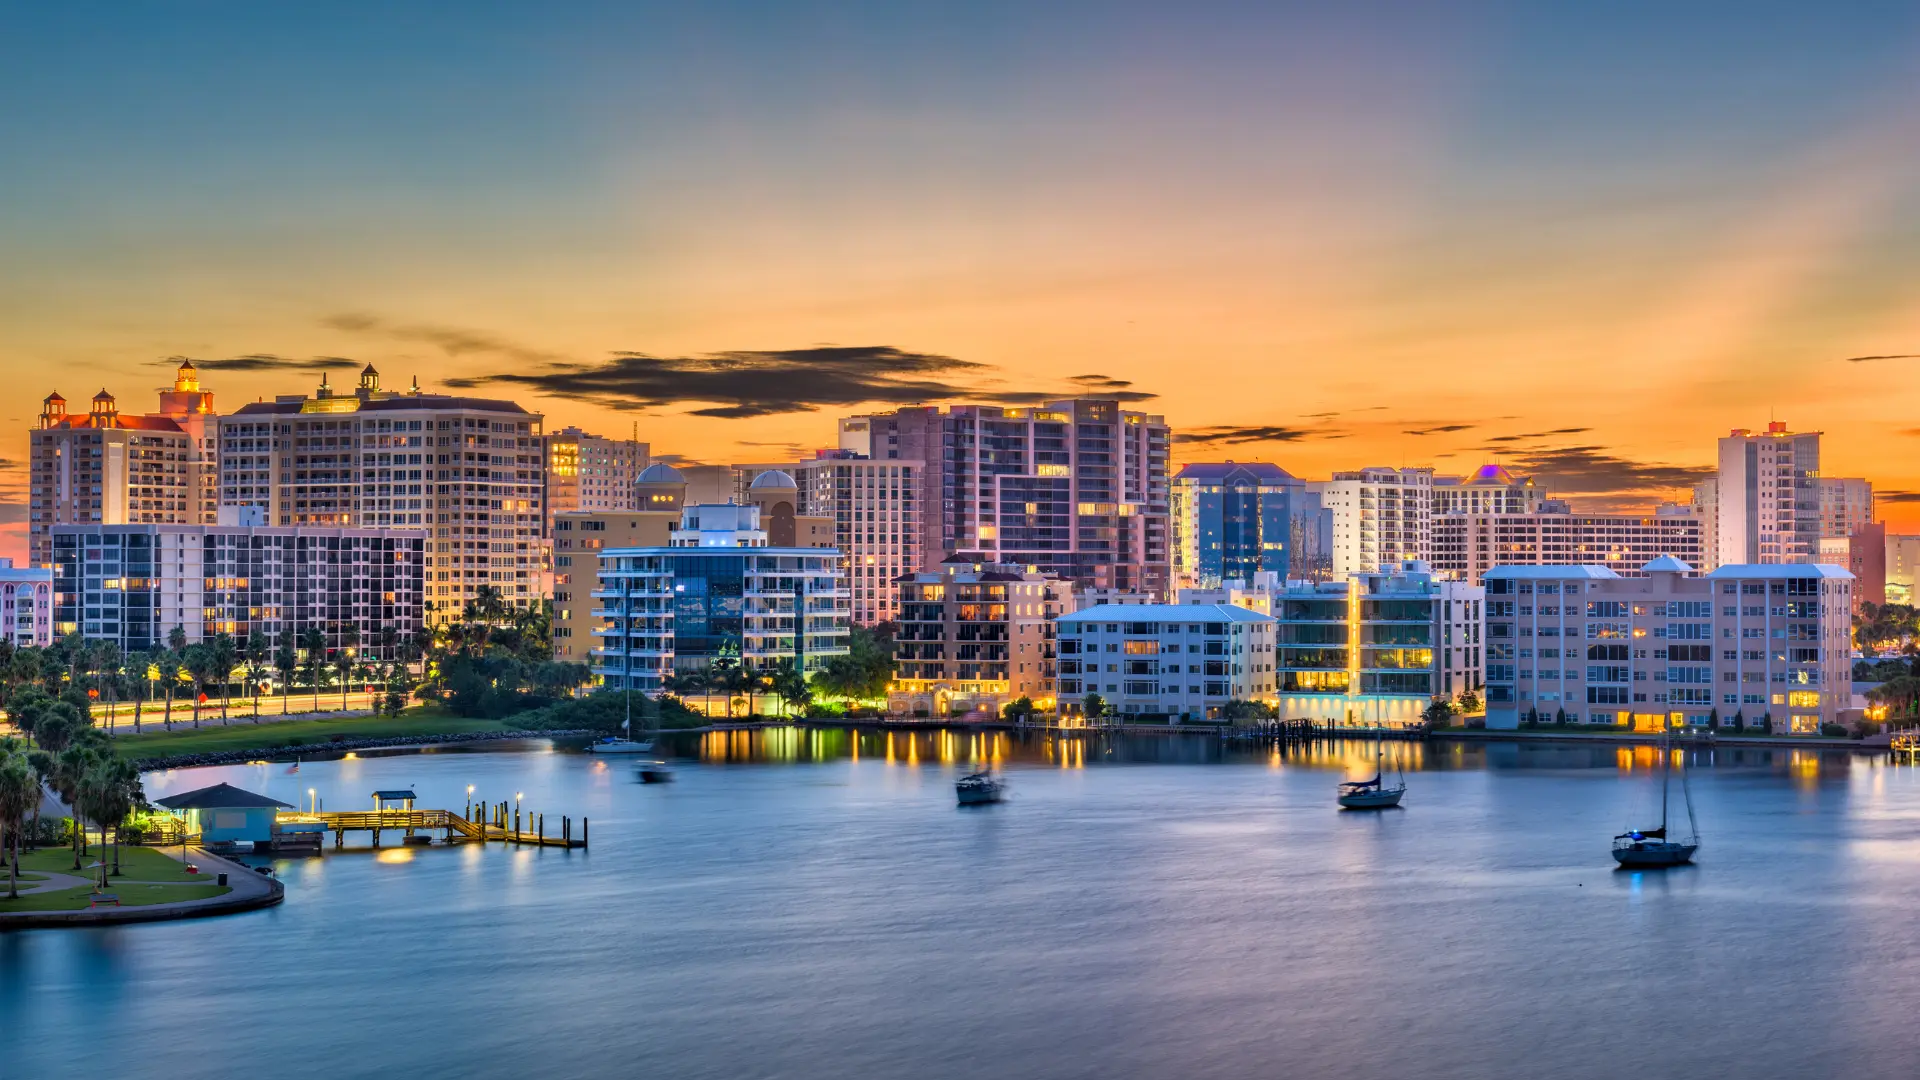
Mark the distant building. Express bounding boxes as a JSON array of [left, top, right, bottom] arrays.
[[49, 523, 425, 657], [30, 360, 221, 568], [1171, 462, 1328, 588], [544, 426, 648, 525], [1482, 558, 1853, 734], [220, 366, 545, 623], [1820, 523, 1886, 611], [1272, 562, 1482, 726], [1433, 465, 1545, 516], [1317, 467, 1434, 574], [1691, 478, 1719, 571], [1055, 603, 1276, 720], [0, 559, 53, 647], [1818, 477, 1874, 541], [888, 559, 1074, 719], [551, 509, 679, 664], [1715, 422, 1821, 565], [794, 454, 925, 626], [1888, 534, 1920, 604], [840, 399, 1171, 597], [590, 503, 849, 695], [1430, 505, 1705, 584]]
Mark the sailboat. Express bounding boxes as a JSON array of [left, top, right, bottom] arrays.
[[589, 668, 655, 753], [1337, 727, 1406, 809], [955, 769, 1006, 806], [1612, 732, 1699, 868]]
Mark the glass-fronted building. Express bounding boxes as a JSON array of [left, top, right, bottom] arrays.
[[1172, 462, 1328, 588]]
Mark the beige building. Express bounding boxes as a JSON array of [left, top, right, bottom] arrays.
[[551, 509, 678, 663], [1819, 477, 1874, 540], [739, 453, 926, 626], [219, 366, 546, 623], [30, 362, 220, 568], [1431, 505, 1705, 584], [1433, 465, 1545, 516], [889, 559, 1074, 718], [545, 426, 649, 525]]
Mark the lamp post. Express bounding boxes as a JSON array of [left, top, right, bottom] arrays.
[[466, 784, 475, 820], [308, 787, 316, 814]]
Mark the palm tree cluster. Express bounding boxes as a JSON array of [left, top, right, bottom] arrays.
[[415, 586, 588, 718], [808, 624, 897, 705], [662, 656, 812, 719], [0, 690, 146, 899]]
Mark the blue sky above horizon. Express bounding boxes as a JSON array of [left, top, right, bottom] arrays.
[[7, 3, 1920, 553]]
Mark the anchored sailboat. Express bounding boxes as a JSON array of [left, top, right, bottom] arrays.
[[1337, 728, 1406, 809], [1613, 732, 1699, 868]]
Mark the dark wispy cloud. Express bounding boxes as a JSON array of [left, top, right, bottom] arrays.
[[1495, 444, 1712, 495], [1175, 425, 1350, 446], [1403, 424, 1474, 436], [153, 353, 360, 373], [1844, 354, 1920, 363], [325, 313, 560, 365], [1880, 490, 1920, 504], [1479, 426, 1593, 444]]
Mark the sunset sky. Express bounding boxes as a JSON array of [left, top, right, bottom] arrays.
[[8, 4, 1920, 559]]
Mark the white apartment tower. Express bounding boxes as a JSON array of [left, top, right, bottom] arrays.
[[1319, 467, 1434, 574], [545, 426, 649, 525], [1715, 422, 1820, 566]]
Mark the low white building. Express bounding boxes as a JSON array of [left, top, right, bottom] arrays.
[[1482, 557, 1853, 734], [1055, 603, 1276, 720], [0, 559, 53, 647]]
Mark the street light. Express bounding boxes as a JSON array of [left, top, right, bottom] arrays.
[[308, 787, 316, 814]]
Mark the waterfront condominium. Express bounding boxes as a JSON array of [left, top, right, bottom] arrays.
[[1432, 465, 1545, 516], [736, 452, 926, 626], [1430, 502, 1706, 584], [887, 558, 1074, 719], [1481, 557, 1853, 735], [49, 522, 425, 658], [1714, 422, 1821, 565], [29, 360, 221, 568], [589, 502, 849, 695], [544, 425, 649, 526], [838, 398, 1171, 598], [1316, 467, 1435, 575], [217, 366, 545, 623], [1271, 561, 1483, 727], [0, 559, 53, 647], [1055, 603, 1276, 720], [1170, 462, 1329, 589]]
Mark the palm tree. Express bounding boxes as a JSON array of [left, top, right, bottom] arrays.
[[49, 744, 99, 870], [274, 640, 298, 716], [0, 750, 40, 899], [208, 633, 238, 724], [154, 649, 183, 729], [299, 627, 327, 711], [1869, 674, 1920, 722], [78, 758, 139, 883], [181, 644, 216, 728], [93, 641, 123, 732], [336, 624, 361, 710], [124, 650, 150, 733], [243, 631, 270, 721]]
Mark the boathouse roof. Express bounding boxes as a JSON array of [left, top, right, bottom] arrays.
[[156, 783, 295, 810]]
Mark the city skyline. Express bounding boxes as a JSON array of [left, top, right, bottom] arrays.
[[11, 5, 1920, 561]]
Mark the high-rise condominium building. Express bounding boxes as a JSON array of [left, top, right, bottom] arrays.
[[1432, 465, 1545, 516], [1715, 422, 1820, 565], [839, 399, 1171, 597], [545, 426, 649, 525], [1818, 477, 1874, 539], [888, 559, 1073, 719], [1483, 558, 1853, 735], [1431, 503, 1705, 584], [1318, 467, 1434, 574], [1690, 478, 1720, 571], [50, 523, 425, 657], [550, 509, 678, 664], [1171, 462, 1329, 588], [29, 360, 220, 568], [738, 453, 925, 626], [218, 366, 545, 623]]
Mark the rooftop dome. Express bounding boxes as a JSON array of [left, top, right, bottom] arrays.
[[749, 469, 798, 489], [637, 463, 685, 484], [1642, 554, 1694, 574], [92, 388, 114, 402]]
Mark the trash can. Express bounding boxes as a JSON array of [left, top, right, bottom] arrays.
[[217, 873, 228, 886]]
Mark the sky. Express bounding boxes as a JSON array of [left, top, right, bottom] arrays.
[[7, 3, 1920, 559]]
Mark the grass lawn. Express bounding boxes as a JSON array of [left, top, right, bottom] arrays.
[[0, 882, 228, 913], [112, 707, 533, 759], [16, 844, 206, 882]]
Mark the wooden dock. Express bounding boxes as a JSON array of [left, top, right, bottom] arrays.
[[277, 805, 587, 851]]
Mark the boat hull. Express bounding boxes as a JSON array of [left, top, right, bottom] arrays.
[[1612, 841, 1696, 867], [1337, 786, 1405, 809], [638, 764, 675, 783], [589, 740, 655, 755], [956, 783, 1005, 806]]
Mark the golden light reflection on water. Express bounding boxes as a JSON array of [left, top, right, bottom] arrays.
[[375, 847, 414, 865]]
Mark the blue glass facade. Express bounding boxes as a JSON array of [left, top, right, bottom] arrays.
[[1176, 464, 1325, 586]]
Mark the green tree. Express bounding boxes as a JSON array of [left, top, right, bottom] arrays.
[[209, 633, 239, 724], [123, 650, 150, 733], [335, 624, 361, 710], [1002, 696, 1037, 724], [1422, 696, 1458, 727], [0, 750, 40, 899], [1458, 689, 1482, 715], [154, 649, 183, 729], [766, 659, 812, 716], [299, 627, 327, 711], [1082, 693, 1108, 722], [243, 631, 270, 721], [181, 644, 217, 728], [274, 639, 298, 716]]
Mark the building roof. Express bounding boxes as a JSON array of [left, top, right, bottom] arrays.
[[1482, 565, 1625, 579], [156, 783, 295, 811], [1641, 554, 1694, 573], [1175, 461, 1297, 482], [229, 393, 531, 416], [41, 414, 186, 433], [1705, 563, 1856, 580], [373, 789, 416, 800], [749, 469, 798, 489], [637, 462, 685, 483], [1057, 603, 1276, 624]]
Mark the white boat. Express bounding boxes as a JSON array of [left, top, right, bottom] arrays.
[[1613, 732, 1699, 868], [1337, 729, 1406, 809], [956, 770, 1006, 806], [587, 736, 655, 755]]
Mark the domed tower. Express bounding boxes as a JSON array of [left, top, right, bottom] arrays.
[[39, 391, 66, 428], [635, 462, 688, 512], [748, 469, 800, 546], [358, 363, 381, 396], [158, 358, 215, 417], [89, 389, 118, 426]]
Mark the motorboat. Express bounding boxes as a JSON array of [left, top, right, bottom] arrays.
[[955, 770, 1006, 806], [1613, 732, 1699, 868], [1337, 729, 1406, 809], [637, 760, 675, 784]]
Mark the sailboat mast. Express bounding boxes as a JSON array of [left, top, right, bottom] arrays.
[[1660, 730, 1670, 834]]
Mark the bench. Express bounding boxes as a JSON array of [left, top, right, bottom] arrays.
[[89, 894, 120, 908]]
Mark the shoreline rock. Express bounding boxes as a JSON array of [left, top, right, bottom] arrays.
[[130, 729, 598, 772]]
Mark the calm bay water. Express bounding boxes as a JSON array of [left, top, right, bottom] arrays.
[[7, 729, 1920, 1079]]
